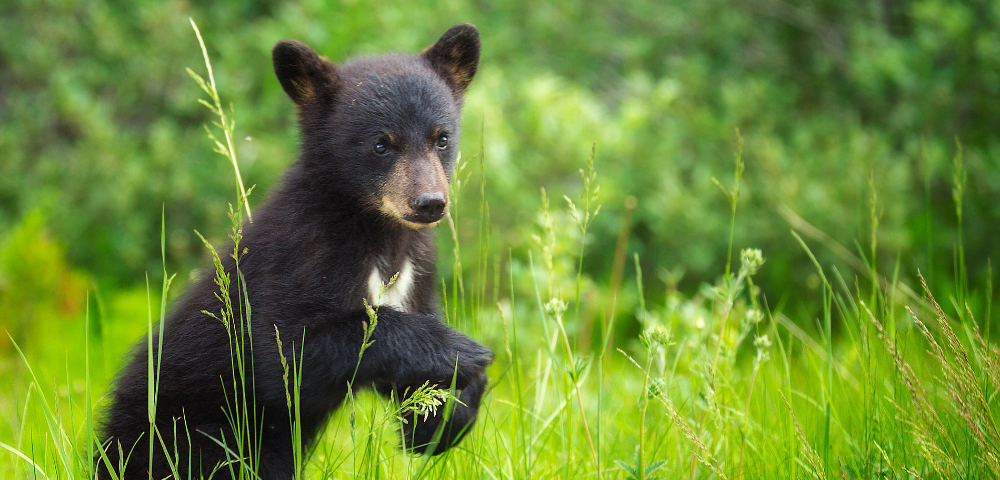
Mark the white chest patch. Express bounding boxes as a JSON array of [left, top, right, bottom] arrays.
[[367, 258, 415, 312]]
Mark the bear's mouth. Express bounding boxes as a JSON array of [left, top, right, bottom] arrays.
[[380, 195, 449, 229]]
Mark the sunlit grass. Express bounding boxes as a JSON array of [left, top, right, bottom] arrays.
[[1, 20, 999, 480]]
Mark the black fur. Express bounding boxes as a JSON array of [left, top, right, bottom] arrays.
[[98, 24, 491, 479]]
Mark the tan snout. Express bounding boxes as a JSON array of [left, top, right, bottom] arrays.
[[379, 155, 450, 229]]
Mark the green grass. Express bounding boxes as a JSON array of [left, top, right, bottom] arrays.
[[2, 20, 1000, 480], [5, 194, 999, 478]]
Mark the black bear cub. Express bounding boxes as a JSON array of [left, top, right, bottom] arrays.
[[98, 24, 493, 479]]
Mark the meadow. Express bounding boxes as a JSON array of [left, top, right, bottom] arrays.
[[2, 1, 1000, 478]]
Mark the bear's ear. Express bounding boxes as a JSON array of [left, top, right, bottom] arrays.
[[272, 40, 339, 106], [421, 23, 480, 95]]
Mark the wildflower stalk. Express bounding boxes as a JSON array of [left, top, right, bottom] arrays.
[[352, 273, 398, 385], [635, 254, 648, 480], [533, 162, 603, 478], [148, 209, 176, 477], [712, 129, 744, 279], [869, 172, 881, 311], [187, 18, 253, 224], [621, 346, 725, 480], [710, 249, 764, 374], [566, 142, 601, 311], [613, 256, 679, 480], [445, 152, 469, 324], [274, 326, 304, 479], [187, 21, 262, 476], [951, 138, 967, 318], [545, 296, 602, 479]]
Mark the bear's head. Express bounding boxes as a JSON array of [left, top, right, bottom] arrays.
[[272, 24, 479, 229]]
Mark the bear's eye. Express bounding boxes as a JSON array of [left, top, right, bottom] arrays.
[[373, 140, 389, 156], [435, 134, 449, 150]]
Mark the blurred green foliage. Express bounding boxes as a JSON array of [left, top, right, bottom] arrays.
[[0, 210, 88, 352], [0, 0, 997, 317], [3, 3, 1000, 475]]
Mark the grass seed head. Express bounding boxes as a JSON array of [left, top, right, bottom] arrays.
[[739, 248, 764, 276]]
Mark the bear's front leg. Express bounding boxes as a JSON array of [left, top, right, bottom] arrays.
[[348, 308, 492, 454], [354, 308, 493, 392], [398, 371, 489, 455]]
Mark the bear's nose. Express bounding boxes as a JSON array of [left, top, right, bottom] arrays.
[[411, 192, 447, 223]]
